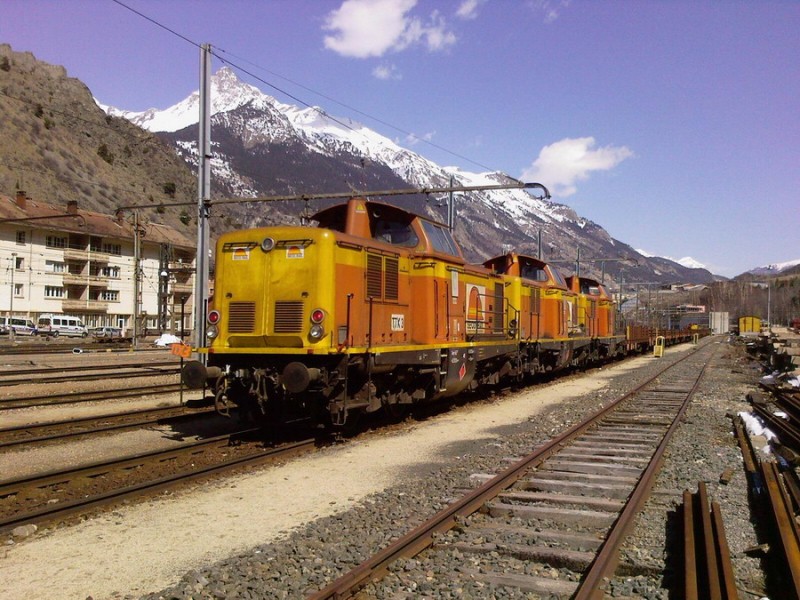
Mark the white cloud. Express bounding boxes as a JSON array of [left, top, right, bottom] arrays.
[[520, 137, 633, 197], [372, 63, 402, 79], [456, 0, 485, 20], [403, 130, 436, 146], [323, 0, 456, 58], [527, 0, 571, 24]]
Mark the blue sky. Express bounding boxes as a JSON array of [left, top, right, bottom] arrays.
[[2, 0, 798, 277]]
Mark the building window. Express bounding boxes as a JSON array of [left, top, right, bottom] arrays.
[[100, 290, 119, 302], [101, 243, 121, 256], [16, 231, 25, 245], [13, 283, 23, 298], [14, 256, 23, 270], [101, 266, 120, 278], [46, 260, 66, 273], [45, 286, 65, 298], [46, 235, 67, 249]]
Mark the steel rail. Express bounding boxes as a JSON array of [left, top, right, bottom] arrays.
[[711, 498, 738, 599], [0, 366, 180, 387], [0, 383, 183, 410], [307, 340, 711, 600], [0, 359, 178, 379], [683, 489, 698, 599], [0, 434, 315, 534], [682, 482, 738, 599], [761, 461, 800, 600], [0, 405, 215, 449]]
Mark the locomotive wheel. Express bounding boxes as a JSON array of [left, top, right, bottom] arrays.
[[383, 400, 410, 422]]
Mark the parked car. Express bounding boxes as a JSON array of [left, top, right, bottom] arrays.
[[37, 314, 88, 338], [92, 326, 123, 339], [0, 317, 38, 336]]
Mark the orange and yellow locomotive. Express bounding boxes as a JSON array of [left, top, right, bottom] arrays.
[[183, 197, 685, 427]]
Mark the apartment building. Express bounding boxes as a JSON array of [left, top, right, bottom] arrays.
[[0, 190, 196, 337]]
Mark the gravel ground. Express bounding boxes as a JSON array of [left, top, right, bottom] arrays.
[[1, 337, 773, 599]]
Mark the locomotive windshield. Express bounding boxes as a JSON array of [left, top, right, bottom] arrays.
[[421, 221, 460, 256], [374, 218, 418, 247], [520, 260, 549, 282], [549, 267, 567, 288]]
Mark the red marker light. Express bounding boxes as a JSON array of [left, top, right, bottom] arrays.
[[311, 309, 325, 323], [207, 310, 221, 325]]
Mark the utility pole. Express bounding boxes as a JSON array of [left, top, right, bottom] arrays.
[[132, 211, 140, 346], [194, 43, 212, 354], [447, 175, 455, 231], [9, 253, 16, 341]]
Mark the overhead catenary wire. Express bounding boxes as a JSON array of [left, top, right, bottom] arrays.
[[118, 182, 551, 212]]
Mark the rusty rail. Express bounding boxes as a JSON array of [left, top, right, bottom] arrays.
[[681, 481, 737, 599], [760, 461, 800, 600]]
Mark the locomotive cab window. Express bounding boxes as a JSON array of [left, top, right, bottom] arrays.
[[373, 218, 418, 247], [313, 205, 347, 232], [520, 261, 549, 282], [549, 268, 567, 288], [421, 221, 459, 256]]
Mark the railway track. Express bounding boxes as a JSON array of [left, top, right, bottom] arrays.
[[0, 360, 180, 387], [0, 432, 317, 534], [0, 382, 185, 410], [308, 340, 714, 599], [0, 404, 217, 449], [0, 341, 162, 355]]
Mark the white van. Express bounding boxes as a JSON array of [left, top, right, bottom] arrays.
[[0, 317, 37, 336], [37, 314, 88, 338]]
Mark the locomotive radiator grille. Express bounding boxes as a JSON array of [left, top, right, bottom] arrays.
[[273, 301, 304, 333], [228, 301, 256, 333], [366, 255, 382, 299], [366, 254, 399, 301], [384, 257, 399, 300]]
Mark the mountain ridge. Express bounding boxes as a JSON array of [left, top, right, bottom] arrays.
[[0, 46, 739, 285], [105, 66, 717, 286]]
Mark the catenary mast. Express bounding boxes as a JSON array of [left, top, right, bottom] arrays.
[[194, 43, 212, 355]]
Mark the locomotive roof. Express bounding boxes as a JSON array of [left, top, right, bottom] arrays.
[[483, 252, 569, 289], [311, 198, 464, 259], [566, 274, 609, 297]]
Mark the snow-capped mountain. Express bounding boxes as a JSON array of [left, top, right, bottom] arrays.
[[102, 67, 715, 285], [637, 250, 707, 271], [746, 259, 800, 277]]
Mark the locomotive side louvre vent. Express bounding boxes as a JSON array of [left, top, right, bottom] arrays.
[[228, 301, 256, 333], [366, 254, 383, 299], [494, 282, 504, 333], [384, 257, 399, 300], [366, 253, 399, 302], [531, 287, 541, 314], [274, 301, 304, 333]]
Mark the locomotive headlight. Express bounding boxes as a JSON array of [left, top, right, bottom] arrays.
[[508, 319, 518, 338], [206, 325, 219, 340], [261, 237, 276, 253], [309, 324, 325, 340]]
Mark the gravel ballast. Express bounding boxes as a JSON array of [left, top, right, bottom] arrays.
[[0, 337, 771, 599]]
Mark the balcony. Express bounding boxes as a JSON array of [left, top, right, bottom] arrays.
[[63, 299, 109, 313], [63, 272, 88, 286], [172, 281, 194, 294], [63, 247, 89, 261]]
